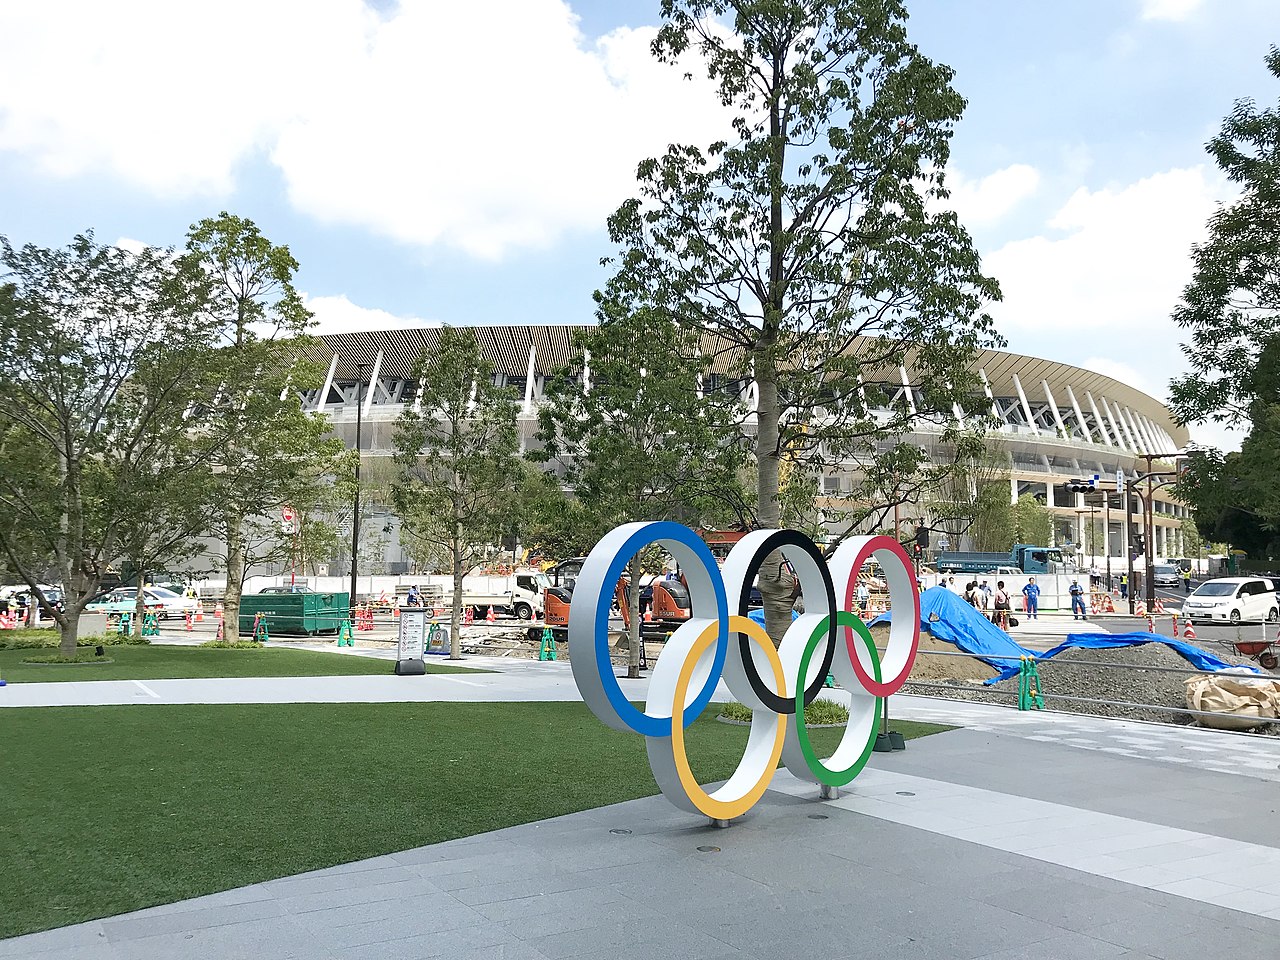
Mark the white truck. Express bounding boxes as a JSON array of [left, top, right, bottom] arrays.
[[408, 570, 548, 621]]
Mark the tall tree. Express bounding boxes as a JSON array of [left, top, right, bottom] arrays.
[[180, 213, 341, 636], [1012, 493, 1052, 550], [536, 314, 745, 676], [600, 0, 1001, 640], [1170, 46, 1280, 430], [392, 328, 520, 657], [0, 233, 214, 653]]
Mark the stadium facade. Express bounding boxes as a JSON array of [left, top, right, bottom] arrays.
[[305, 324, 1192, 573]]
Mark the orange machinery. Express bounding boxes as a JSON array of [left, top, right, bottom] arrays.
[[540, 557, 693, 636]]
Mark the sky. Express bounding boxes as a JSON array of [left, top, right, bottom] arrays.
[[1, 0, 1275, 451]]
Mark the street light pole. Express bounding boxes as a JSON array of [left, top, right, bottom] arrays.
[[349, 361, 370, 614]]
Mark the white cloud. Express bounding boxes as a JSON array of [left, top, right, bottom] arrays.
[[983, 167, 1235, 452], [985, 167, 1222, 338], [0, 1, 369, 196], [1080, 357, 1156, 398], [0, 1, 733, 258], [113, 237, 150, 255], [944, 164, 1040, 226], [1139, 0, 1204, 21], [304, 293, 439, 336]]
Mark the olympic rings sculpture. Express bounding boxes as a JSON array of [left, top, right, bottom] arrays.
[[568, 521, 921, 821]]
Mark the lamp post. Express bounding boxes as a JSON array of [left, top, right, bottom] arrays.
[[349, 361, 371, 613]]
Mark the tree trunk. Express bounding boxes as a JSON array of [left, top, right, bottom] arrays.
[[627, 553, 642, 679], [60, 603, 83, 657], [449, 531, 464, 659], [224, 510, 245, 641], [134, 569, 146, 639], [755, 361, 794, 645]]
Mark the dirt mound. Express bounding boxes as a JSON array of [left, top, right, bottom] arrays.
[[907, 637, 1279, 734]]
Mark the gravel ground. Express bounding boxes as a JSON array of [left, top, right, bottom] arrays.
[[904, 638, 1280, 735]]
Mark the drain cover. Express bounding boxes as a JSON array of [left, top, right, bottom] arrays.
[[807, 814, 829, 820], [896, 791, 916, 796], [697, 845, 721, 853], [609, 828, 632, 835]]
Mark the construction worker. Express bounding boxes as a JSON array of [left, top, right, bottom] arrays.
[[993, 581, 1011, 629], [1120, 572, 1128, 600], [1022, 577, 1041, 620], [405, 585, 421, 607], [855, 580, 870, 613], [1182, 567, 1192, 593], [1069, 578, 1087, 621]]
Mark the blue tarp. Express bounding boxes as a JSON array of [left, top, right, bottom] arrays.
[[748, 607, 797, 628], [870, 586, 1038, 674], [991, 631, 1262, 683]]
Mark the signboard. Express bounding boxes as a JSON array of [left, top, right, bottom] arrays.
[[1115, 469, 1125, 492], [396, 608, 428, 675]]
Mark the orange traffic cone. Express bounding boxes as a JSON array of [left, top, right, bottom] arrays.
[[1135, 601, 1146, 617], [215, 601, 224, 620], [643, 607, 654, 623], [486, 605, 496, 623], [1183, 622, 1197, 641], [1154, 598, 1165, 615]]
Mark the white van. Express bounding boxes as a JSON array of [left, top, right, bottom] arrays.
[[1183, 577, 1279, 625]]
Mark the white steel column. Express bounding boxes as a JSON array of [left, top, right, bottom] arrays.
[[1085, 391, 1114, 446], [1100, 396, 1134, 450], [583, 349, 592, 394], [316, 353, 339, 413], [1041, 379, 1068, 437], [1121, 407, 1150, 454], [899, 366, 917, 415], [1010, 475, 1018, 505], [523, 343, 538, 415], [979, 368, 1001, 421], [1065, 385, 1092, 442], [1012, 374, 1036, 429], [363, 350, 383, 417]]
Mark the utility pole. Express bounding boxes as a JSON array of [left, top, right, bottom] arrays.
[[1123, 473, 1134, 614], [349, 361, 371, 614], [1104, 494, 1112, 590]]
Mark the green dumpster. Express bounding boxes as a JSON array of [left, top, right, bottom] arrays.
[[238, 592, 349, 636]]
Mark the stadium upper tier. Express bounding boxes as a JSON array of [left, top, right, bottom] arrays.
[[305, 324, 1188, 467]]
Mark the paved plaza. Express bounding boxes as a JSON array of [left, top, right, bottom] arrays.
[[5, 647, 1280, 960]]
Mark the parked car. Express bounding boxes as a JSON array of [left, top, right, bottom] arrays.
[[1182, 577, 1279, 625], [1152, 565, 1181, 587], [258, 585, 315, 594], [85, 586, 197, 619]]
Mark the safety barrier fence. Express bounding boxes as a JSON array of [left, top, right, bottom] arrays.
[[897, 647, 1272, 728]]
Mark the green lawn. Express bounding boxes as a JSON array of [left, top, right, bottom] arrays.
[[0, 702, 952, 939], [0, 644, 481, 683]]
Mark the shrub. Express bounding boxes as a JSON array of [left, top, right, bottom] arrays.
[[19, 653, 112, 665], [0, 629, 114, 651], [199, 639, 263, 650], [717, 698, 851, 725]]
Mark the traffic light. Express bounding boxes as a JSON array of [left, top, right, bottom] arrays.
[[1133, 534, 1146, 554], [1065, 477, 1097, 493]]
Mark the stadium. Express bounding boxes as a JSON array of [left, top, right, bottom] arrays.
[[304, 324, 1191, 574]]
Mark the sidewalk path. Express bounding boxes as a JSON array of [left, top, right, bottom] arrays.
[[4, 726, 1278, 960]]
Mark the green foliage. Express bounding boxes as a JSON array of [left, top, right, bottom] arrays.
[[719, 697, 850, 725], [1012, 494, 1053, 548], [0, 231, 218, 652], [536, 311, 746, 539], [393, 328, 520, 653], [600, 1, 1001, 641], [179, 213, 345, 602], [199, 639, 263, 649], [1180, 517, 1204, 559], [606, 2, 1001, 525], [1169, 46, 1280, 429], [972, 482, 1017, 552]]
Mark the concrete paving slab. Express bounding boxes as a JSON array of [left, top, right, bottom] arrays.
[[7, 725, 1280, 960]]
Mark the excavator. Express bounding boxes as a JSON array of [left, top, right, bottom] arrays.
[[541, 557, 692, 637]]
